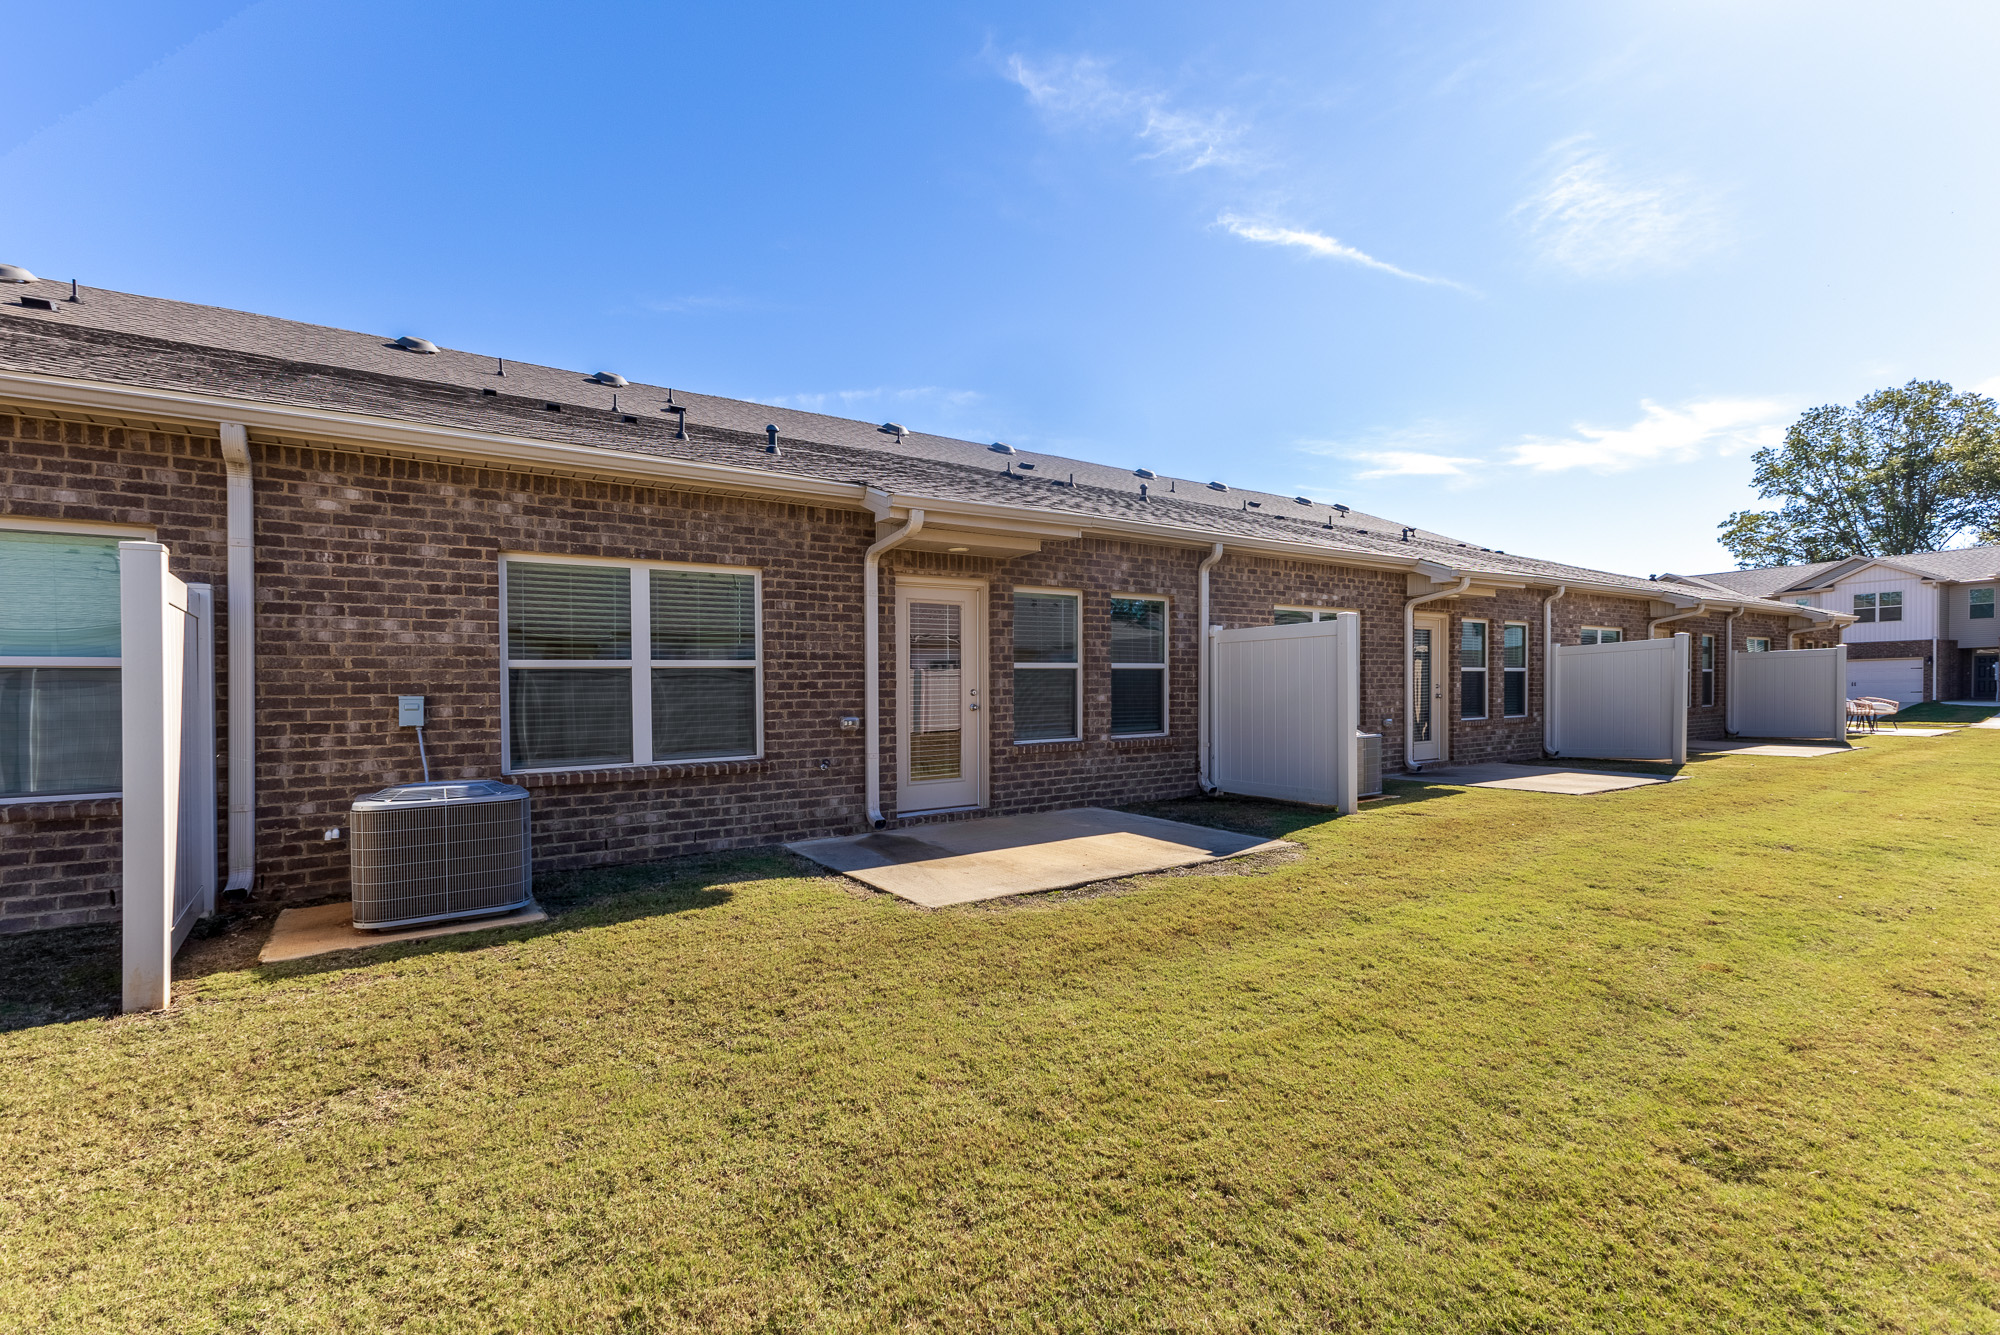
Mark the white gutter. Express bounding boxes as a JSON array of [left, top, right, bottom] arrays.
[[1542, 584, 1566, 756], [863, 509, 924, 828], [219, 423, 255, 896], [1196, 543, 1226, 793], [1722, 605, 1743, 733], [1404, 575, 1472, 770], [1647, 602, 1703, 638]]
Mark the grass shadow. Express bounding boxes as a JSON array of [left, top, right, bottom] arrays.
[[1125, 783, 1460, 842], [0, 849, 790, 1029]]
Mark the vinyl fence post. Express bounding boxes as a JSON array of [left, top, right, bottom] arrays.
[[120, 542, 184, 1013], [1334, 612, 1360, 815]]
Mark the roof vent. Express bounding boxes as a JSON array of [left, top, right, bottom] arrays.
[[592, 372, 628, 387], [1016, 462, 1036, 471], [1207, 481, 1228, 493], [544, 402, 563, 412], [988, 442, 1016, 455], [878, 422, 908, 438], [394, 336, 439, 354], [482, 388, 497, 396], [0, 264, 38, 284], [1293, 496, 1312, 505], [1134, 468, 1156, 479], [1333, 504, 1350, 513], [17, 296, 55, 311], [1244, 500, 1261, 509]]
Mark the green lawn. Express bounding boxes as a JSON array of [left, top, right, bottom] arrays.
[[4, 732, 1998, 1333]]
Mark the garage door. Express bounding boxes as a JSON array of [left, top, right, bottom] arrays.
[[1846, 657, 1925, 706]]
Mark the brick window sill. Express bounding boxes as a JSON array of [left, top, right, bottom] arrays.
[[514, 760, 769, 790], [0, 796, 123, 823]]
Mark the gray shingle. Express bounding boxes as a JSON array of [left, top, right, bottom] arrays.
[[0, 279, 1818, 616]]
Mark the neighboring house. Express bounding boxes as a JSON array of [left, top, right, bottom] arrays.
[[0, 278, 1846, 934], [1692, 546, 2000, 705]]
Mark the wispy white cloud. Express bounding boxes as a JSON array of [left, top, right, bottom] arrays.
[[1350, 449, 1486, 479], [1003, 54, 1248, 172], [1217, 214, 1471, 291], [1516, 136, 1724, 278], [1506, 397, 1791, 473], [1974, 373, 2000, 400], [760, 386, 982, 414]]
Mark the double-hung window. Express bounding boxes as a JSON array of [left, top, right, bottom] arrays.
[[1109, 596, 1168, 736], [1459, 620, 1488, 720], [1502, 622, 1528, 717], [502, 558, 761, 772], [1852, 593, 1875, 622], [1972, 588, 1995, 619], [1579, 626, 1622, 645], [1013, 590, 1079, 742], [0, 530, 125, 799], [1746, 637, 1771, 653], [1877, 591, 1903, 623], [1699, 634, 1716, 706]]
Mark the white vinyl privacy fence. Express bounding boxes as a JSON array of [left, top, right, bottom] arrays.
[[1550, 633, 1689, 764], [1209, 613, 1361, 814], [1729, 644, 1847, 741], [120, 541, 217, 1013]]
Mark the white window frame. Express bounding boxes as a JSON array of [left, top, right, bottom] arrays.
[[1011, 586, 1082, 744], [1109, 593, 1170, 738], [1501, 621, 1528, 718], [1459, 618, 1489, 721], [1579, 626, 1623, 645], [0, 520, 150, 804], [1852, 592, 1876, 623], [499, 553, 763, 774], [1971, 587, 1995, 620], [1699, 633, 1716, 707], [1272, 605, 1360, 624], [1877, 590, 1903, 623], [1745, 637, 1771, 653]]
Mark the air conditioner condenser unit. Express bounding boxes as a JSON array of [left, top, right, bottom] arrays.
[[349, 780, 533, 930]]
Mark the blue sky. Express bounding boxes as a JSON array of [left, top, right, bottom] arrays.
[[10, 1, 1999, 575]]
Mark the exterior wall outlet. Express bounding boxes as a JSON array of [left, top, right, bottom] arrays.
[[398, 695, 426, 727], [839, 715, 861, 730]]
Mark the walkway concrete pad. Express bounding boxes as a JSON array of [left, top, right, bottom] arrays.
[[1697, 739, 1855, 757], [260, 900, 547, 964], [787, 808, 1293, 908], [1397, 763, 1676, 794], [1850, 727, 1956, 738]]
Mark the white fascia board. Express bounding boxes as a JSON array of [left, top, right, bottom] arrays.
[[0, 369, 868, 508]]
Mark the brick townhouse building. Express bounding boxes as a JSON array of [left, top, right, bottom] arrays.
[[0, 277, 1844, 934]]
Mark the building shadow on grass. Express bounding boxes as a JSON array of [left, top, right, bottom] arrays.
[[1127, 783, 1459, 842], [0, 849, 791, 1031]]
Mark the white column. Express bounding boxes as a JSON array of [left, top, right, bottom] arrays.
[[120, 541, 188, 1014]]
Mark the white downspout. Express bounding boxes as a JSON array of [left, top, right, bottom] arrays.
[[219, 423, 256, 896], [1197, 543, 1225, 794], [1404, 575, 1471, 771], [1722, 606, 1742, 734], [1542, 584, 1566, 757], [864, 509, 923, 828]]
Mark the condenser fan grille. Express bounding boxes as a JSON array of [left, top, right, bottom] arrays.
[[350, 782, 532, 929]]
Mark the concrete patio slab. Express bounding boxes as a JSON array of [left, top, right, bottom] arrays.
[[259, 900, 547, 964], [1697, 739, 1856, 757], [1395, 763, 1677, 795], [786, 807, 1293, 908]]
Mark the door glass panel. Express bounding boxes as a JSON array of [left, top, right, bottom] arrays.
[[1412, 627, 1433, 743], [909, 601, 963, 781]]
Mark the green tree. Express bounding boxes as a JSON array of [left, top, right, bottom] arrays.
[[1718, 379, 2000, 567]]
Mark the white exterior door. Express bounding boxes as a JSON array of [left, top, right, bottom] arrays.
[[896, 580, 986, 814], [1410, 613, 1445, 763], [1847, 657, 1925, 706]]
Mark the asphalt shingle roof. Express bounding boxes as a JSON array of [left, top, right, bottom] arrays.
[[1694, 545, 2000, 593], [0, 279, 1820, 617]]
